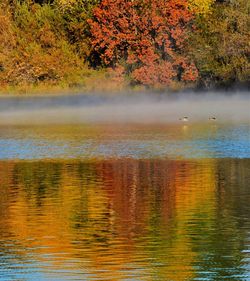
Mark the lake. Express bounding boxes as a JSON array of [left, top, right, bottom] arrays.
[[0, 94, 250, 280]]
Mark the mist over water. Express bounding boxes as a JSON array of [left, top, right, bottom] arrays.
[[0, 91, 249, 125], [0, 91, 249, 160]]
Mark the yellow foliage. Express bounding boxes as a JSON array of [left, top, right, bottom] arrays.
[[0, 1, 89, 89], [54, 0, 76, 11], [188, 0, 215, 15]]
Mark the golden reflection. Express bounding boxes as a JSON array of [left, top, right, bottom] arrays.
[[0, 158, 248, 280]]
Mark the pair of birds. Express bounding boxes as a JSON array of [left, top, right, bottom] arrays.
[[179, 117, 217, 122]]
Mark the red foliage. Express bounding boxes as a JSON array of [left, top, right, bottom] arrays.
[[88, 0, 198, 87]]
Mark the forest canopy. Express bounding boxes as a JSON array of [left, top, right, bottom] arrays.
[[0, 0, 249, 91]]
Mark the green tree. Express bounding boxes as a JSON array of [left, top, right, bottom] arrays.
[[189, 0, 250, 88], [54, 0, 100, 60]]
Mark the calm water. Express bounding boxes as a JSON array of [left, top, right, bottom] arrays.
[[0, 122, 250, 281]]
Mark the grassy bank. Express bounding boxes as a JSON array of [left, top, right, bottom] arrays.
[[0, 69, 136, 95]]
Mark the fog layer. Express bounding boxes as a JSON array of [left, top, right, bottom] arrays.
[[0, 92, 249, 125]]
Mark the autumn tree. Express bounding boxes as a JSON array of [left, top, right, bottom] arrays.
[[88, 0, 198, 88], [188, 0, 250, 88], [55, 0, 100, 59], [0, 0, 85, 86]]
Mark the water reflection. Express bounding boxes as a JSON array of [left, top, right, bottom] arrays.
[[0, 158, 249, 280]]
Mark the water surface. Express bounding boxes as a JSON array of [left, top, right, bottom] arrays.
[[0, 99, 250, 281], [0, 157, 250, 281], [0, 123, 249, 160]]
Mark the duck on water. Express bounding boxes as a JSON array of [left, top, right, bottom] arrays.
[[179, 117, 217, 122], [179, 117, 189, 122], [209, 117, 217, 121]]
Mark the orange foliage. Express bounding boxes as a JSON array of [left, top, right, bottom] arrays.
[[88, 0, 198, 87]]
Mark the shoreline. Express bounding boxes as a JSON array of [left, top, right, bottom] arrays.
[[0, 77, 248, 97]]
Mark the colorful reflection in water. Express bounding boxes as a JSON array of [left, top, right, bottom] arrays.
[[0, 158, 249, 280]]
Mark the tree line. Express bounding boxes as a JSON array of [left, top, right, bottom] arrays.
[[0, 0, 249, 91]]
